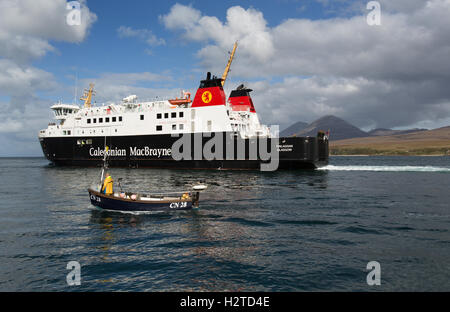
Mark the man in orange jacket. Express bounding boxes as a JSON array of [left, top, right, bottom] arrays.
[[102, 172, 114, 195]]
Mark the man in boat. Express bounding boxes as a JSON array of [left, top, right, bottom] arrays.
[[102, 172, 114, 195]]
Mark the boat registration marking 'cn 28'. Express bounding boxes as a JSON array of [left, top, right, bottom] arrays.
[[170, 202, 188, 209], [90, 195, 101, 202]]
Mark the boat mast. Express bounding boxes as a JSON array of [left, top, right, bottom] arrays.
[[80, 83, 95, 108], [221, 41, 238, 87], [100, 145, 109, 190]]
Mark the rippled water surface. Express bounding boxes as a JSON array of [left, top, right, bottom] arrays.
[[0, 156, 449, 291]]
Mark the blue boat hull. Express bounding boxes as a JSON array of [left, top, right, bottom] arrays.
[[88, 189, 194, 212]]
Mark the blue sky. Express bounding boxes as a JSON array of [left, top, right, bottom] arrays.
[[1, 0, 450, 156], [36, 0, 339, 100], [26, 0, 364, 116]]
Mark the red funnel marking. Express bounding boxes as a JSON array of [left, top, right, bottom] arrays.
[[228, 85, 256, 113], [191, 73, 226, 108]]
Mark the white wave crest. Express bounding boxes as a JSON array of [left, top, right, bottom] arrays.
[[319, 165, 450, 172]]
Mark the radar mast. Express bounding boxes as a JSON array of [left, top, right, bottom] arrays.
[[221, 41, 238, 87], [80, 83, 96, 108]]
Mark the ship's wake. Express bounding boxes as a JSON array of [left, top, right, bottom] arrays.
[[319, 165, 450, 172]]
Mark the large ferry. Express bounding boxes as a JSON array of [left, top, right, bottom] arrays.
[[38, 43, 328, 170]]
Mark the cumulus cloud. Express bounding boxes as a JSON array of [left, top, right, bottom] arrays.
[[0, 0, 97, 106], [0, 0, 97, 64], [0, 59, 56, 91], [0, 0, 96, 155], [117, 26, 165, 46], [79, 72, 180, 104], [377, 0, 427, 13], [0, 0, 96, 40], [162, 1, 450, 129], [269, 1, 450, 81], [251, 76, 450, 130], [0, 32, 54, 65], [161, 4, 274, 65], [0, 118, 24, 133], [0, 59, 61, 155], [0, 98, 54, 155], [161, 3, 202, 31], [0, 59, 59, 109]]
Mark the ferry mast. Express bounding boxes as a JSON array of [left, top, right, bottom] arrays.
[[221, 41, 238, 87], [80, 83, 96, 108]]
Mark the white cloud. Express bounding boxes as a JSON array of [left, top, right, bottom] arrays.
[[0, 98, 54, 156], [0, 0, 97, 64], [0, 32, 54, 64], [250, 76, 450, 130], [0, 0, 97, 108], [0, 118, 23, 133], [160, 4, 202, 31], [0, 59, 58, 108], [0, 60, 60, 155], [117, 26, 165, 46], [0, 0, 96, 155], [162, 2, 450, 129], [0, 0, 97, 43], [78, 72, 180, 103], [161, 4, 274, 64], [91, 72, 171, 85], [267, 2, 450, 80], [0, 59, 56, 92], [378, 0, 427, 13]]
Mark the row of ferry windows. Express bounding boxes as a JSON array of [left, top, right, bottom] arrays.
[[140, 112, 185, 121], [156, 112, 184, 120], [86, 112, 185, 124], [156, 124, 184, 131], [63, 125, 181, 135], [87, 116, 122, 124]]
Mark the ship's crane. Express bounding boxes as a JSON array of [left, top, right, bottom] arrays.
[[221, 41, 238, 87], [80, 83, 96, 108]]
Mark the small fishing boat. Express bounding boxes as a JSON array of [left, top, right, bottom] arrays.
[[88, 185, 206, 212], [88, 146, 207, 212]]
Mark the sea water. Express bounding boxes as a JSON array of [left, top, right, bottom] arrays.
[[0, 156, 449, 291]]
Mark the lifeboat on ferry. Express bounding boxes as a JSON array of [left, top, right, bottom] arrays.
[[169, 91, 191, 106]]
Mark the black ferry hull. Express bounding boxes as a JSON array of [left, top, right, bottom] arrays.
[[40, 132, 329, 170]]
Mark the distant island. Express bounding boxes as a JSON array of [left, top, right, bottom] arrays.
[[281, 115, 450, 156]]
